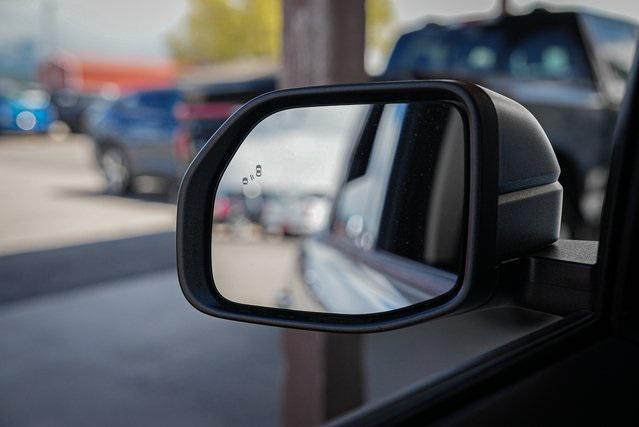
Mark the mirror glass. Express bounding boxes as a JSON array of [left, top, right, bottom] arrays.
[[211, 101, 466, 314]]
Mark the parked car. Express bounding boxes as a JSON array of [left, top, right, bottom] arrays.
[[381, 9, 638, 238], [212, 191, 248, 224], [81, 97, 114, 135], [88, 87, 181, 195], [50, 89, 104, 133], [174, 75, 277, 178], [260, 193, 332, 236], [0, 85, 56, 134]]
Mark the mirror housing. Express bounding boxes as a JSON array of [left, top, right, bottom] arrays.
[[176, 81, 561, 332]]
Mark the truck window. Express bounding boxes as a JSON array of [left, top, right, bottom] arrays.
[[581, 14, 638, 80], [507, 28, 591, 81], [384, 26, 506, 78]]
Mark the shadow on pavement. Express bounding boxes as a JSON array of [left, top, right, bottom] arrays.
[[0, 231, 177, 304]]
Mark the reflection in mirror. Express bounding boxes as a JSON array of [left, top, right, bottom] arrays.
[[211, 102, 466, 314]]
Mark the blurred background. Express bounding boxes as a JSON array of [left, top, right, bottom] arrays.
[[1, 0, 637, 425]]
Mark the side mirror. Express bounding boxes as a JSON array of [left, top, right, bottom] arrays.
[[176, 81, 561, 332]]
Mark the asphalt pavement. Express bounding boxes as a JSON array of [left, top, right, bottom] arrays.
[[0, 231, 176, 303], [0, 135, 562, 426], [0, 270, 283, 426]]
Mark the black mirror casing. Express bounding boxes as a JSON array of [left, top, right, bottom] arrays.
[[177, 80, 558, 332]]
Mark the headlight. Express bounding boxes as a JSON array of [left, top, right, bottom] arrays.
[[16, 111, 37, 131]]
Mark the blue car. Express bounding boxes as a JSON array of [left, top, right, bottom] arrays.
[[0, 88, 56, 133], [88, 87, 181, 195]]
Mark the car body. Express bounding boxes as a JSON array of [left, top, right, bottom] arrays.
[[88, 87, 181, 194], [212, 192, 248, 224], [174, 75, 277, 178], [81, 97, 114, 135], [260, 193, 332, 236], [0, 86, 56, 134], [382, 9, 638, 238], [50, 89, 104, 133]]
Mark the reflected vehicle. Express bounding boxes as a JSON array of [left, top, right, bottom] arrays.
[[88, 87, 181, 195], [0, 85, 56, 134], [213, 194, 233, 223], [212, 102, 466, 314], [212, 192, 247, 224], [383, 9, 638, 237], [260, 193, 332, 237]]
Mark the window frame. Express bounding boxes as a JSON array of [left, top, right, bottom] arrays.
[[326, 100, 469, 304]]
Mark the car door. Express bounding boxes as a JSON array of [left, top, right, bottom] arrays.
[[125, 90, 179, 179], [329, 44, 639, 427]]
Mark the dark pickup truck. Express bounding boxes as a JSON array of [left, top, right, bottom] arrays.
[[382, 9, 638, 238]]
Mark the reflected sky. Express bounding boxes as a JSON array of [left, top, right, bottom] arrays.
[[219, 105, 367, 198]]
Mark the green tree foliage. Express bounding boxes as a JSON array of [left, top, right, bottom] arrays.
[[367, 0, 395, 54], [168, 0, 281, 64], [169, 0, 394, 64]]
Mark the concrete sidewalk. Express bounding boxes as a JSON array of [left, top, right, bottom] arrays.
[[0, 135, 175, 256]]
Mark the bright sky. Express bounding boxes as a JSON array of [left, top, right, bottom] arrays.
[[394, 0, 639, 28], [0, 0, 637, 60], [0, 0, 188, 59]]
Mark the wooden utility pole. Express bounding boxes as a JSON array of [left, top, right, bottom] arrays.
[[280, 1, 367, 425], [281, 0, 366, 87], [498, 0, 509, 16]]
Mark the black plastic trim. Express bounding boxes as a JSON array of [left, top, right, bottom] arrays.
[[176, 80, 500, 332]]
